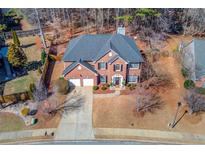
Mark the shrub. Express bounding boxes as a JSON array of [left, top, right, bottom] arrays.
[[55, 78, 69, 94], [109, 82, 114, 87], [181, 68, 189, 78], [129, 86, 136, 91], [21, 107, 30, 116], [101, 86, 107, 91], [122, 80, 126, 86], [184, 80, 195, 89], [38, 67, 42, 74], [93, 86, 99, 91], [20, 93, 26, 101], [126, 83, 132, 87], [29, 83, 36, 93], [196, 87, 205, 95], [41, 49, 47, 64]]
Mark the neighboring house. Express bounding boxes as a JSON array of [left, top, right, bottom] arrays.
[[182, 39, 205, 88], [62, 33, 144, 87], [0, 47, 13, 83]]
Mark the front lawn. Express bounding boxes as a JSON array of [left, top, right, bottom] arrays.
[[93, 94, 205, 135], [0, 112, 25, 132]]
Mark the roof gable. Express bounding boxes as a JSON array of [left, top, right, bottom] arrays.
[[63, 60, 98, 76]]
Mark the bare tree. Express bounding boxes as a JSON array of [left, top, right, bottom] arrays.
[[184, 90, 205, 114], [43, 93, 85, 116], [182, 9, 205, 36], [136, 89, 163, 113]]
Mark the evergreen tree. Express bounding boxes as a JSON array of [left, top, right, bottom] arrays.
[[7, 43, 27, 68], [41, 49, 47, 64], [12, 30, 20, 47], [7, 30, 27, 68]]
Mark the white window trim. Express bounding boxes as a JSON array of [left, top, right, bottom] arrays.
[[100, 75, 107, 83], [114, 64, 122, 72], [98, 62, 107, 70], [129, 63, 140, 69], [127, 75, 139, 83]]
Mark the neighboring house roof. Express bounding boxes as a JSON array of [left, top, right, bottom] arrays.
[[63, 34, 144, 63], [63, 60, 98, 76], [193, 39, 205, 79], [183, 39, 205, 80]]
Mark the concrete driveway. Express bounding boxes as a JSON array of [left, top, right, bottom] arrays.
[[55, 87, 94, 140]]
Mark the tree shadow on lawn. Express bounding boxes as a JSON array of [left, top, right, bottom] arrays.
[[21, 43, 35, 48], [25, 60, 43, 72]]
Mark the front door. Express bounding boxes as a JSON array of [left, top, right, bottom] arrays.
[[114, 77, 120, 85]]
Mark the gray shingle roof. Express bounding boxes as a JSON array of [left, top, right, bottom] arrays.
[[63, 60, 98, 76], [107, 55, 119, 64], [193, 39, 205, 79], [63, 34, 144, 63]]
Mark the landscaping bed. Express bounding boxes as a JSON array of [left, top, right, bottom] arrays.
[[93, 84, 115, 94]]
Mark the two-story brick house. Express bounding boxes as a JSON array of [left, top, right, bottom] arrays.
[[62, 34, 144, 87]]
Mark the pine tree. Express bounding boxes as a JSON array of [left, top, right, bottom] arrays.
[[41, 49, 47, 64], [7, 30, 27, 68], [12, 30, 20, 47], [7, 43, 27, 68]]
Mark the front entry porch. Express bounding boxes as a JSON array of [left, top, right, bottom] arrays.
[[111, 74, 125, 90]]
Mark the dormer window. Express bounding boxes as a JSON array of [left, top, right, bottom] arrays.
[[98, 62, 107, 70]]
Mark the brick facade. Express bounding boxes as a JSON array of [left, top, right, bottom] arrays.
[[64, 50, 142, 86]]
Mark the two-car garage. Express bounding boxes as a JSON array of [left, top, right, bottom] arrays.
[[68, 78, 94, 87]]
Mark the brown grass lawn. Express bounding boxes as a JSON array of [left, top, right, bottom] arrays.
[[93, 91, 205, 135], [0, 112, 25, 132], [6, 36, 41, 62], [93, 55, 205, 135]]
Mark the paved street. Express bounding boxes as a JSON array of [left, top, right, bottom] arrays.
[[26, 140, 160, 145], [55, 87, 94, 140]]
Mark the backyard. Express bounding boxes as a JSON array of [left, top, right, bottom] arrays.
[[0, 35, 61, 132], [0, 112, 25, 132]]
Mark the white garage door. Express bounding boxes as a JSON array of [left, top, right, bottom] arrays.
[[83, 79, 94, 86], [69, 79, 81, 86]]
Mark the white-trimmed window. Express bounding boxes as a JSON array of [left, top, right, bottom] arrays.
[[129, 63, 140, 69], [100, 75, 107, 83], [114, 64, 122, 72], [98, 62, 107, 70], [127, 75, 138, 83]]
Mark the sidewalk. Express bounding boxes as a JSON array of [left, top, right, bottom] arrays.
[[0, 128, 56, 142], [94, 128, 205, 144]]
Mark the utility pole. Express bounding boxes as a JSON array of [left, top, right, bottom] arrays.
[[35, 8, 47, 49], [169, 102, 181, 128]]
